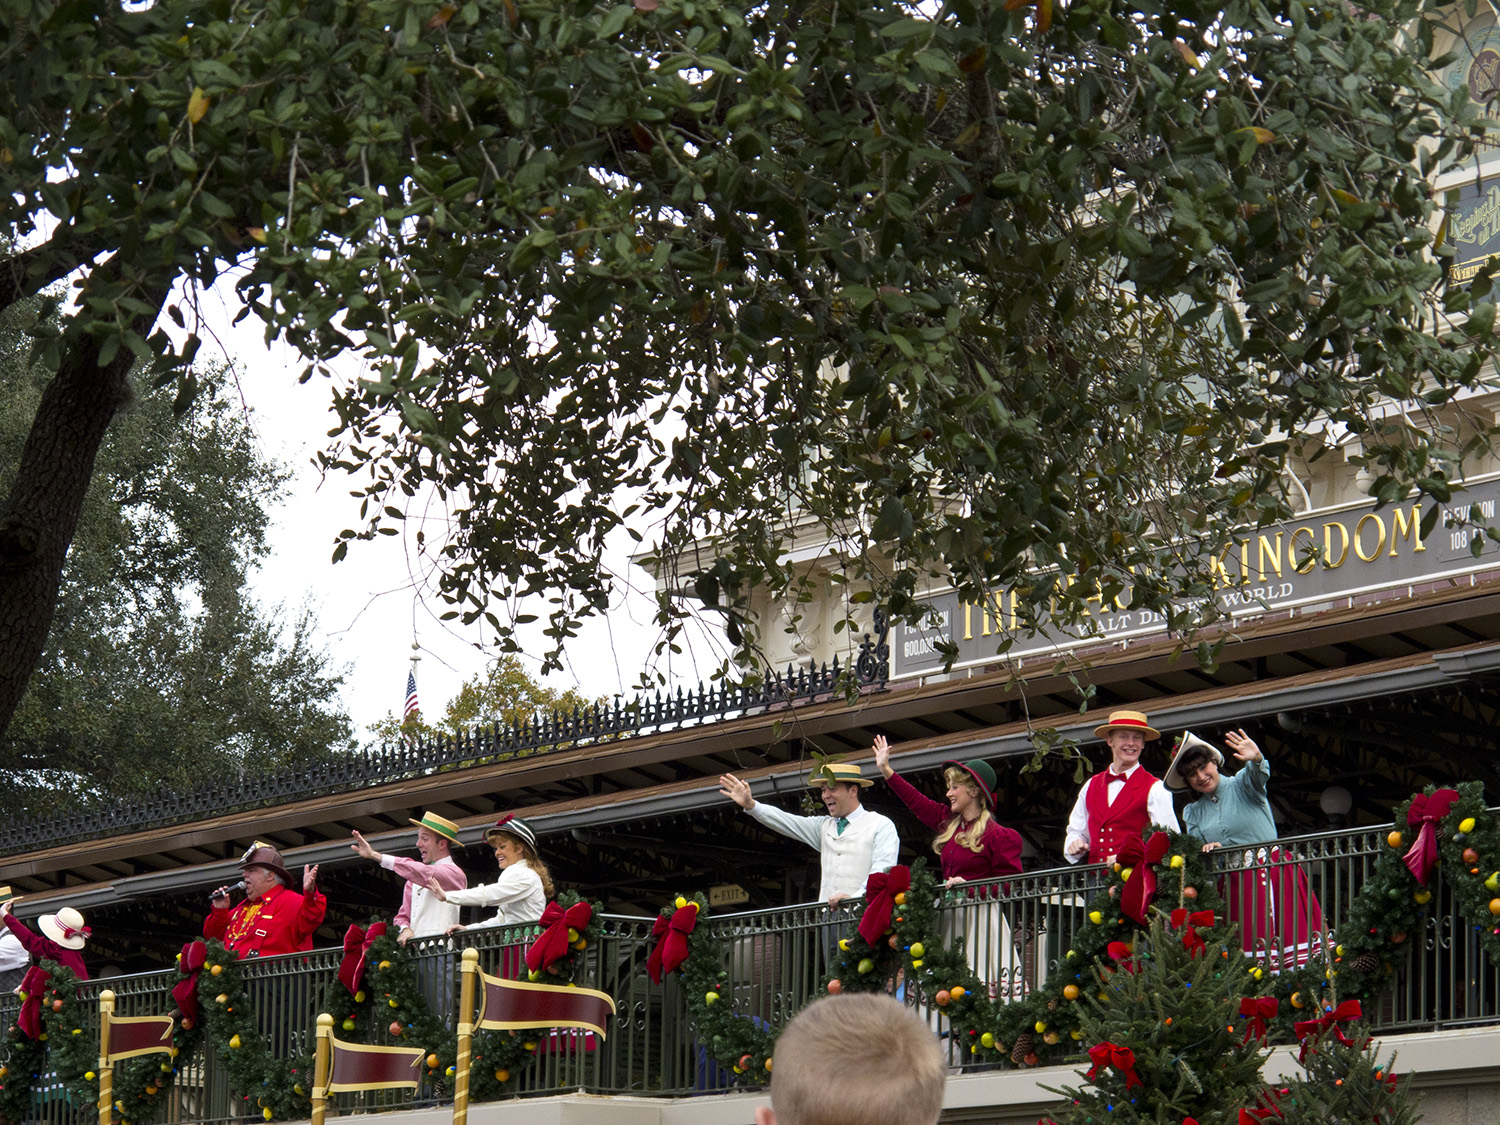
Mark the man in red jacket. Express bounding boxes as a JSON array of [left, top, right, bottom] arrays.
[[1063, 710, 1179, 865], [205, 843, 326, 957]]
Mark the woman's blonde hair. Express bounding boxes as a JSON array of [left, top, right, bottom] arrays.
[[930, 766, 992, 855], [496, 834, 556, 898]]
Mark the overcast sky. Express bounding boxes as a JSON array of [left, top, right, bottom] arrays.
[[198, 302, 726, 740]]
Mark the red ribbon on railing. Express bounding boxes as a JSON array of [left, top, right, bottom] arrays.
[[1085, 1042, 1142, 1088], [16, 965, 51, 1039], [1403, 789, 1459, 886], [171, 940, 208, 1026], [1117, 832, 1170, 924], [1238, 996, 1278, 1043], [1294, 999, 1362, 1061], [337, 923, 387, 996], [1170, 908, 1216, 958], [526, 901, 593, 973], [1105, 940, 1137, 974], [647, 902, 698, 984], [857, 865, 911, 947]]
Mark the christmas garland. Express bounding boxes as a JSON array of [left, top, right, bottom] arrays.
[[1261, 780, 1500, 1036], [658, 845, 1229, 1084], [660, 782, 1500, 1082], [0, 894, 604, 1122]]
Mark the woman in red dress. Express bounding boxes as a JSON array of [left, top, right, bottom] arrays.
[[872, 736, 1024, 1000]]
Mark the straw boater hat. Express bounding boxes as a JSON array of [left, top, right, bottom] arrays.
[[408, 810, 461, 846], [39, 907, 90, 950], [485, 814, 539, 853], [1165, 731, 1226, 791], [239, 841, 294, 887], [807, 761, 874, 788], [1092, 709, 1161, 741], [942, 759, 998, 808]]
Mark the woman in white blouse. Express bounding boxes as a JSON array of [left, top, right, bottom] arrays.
[[429, 814, 552, 932]]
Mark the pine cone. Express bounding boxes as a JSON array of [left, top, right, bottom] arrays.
[[1351, 951, 1380, 974], [1011, 1033, 1035, 1064]]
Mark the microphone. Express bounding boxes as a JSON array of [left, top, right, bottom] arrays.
[[211, 880, 247, 902]]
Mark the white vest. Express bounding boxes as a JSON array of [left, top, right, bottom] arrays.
[[819, 815, 882, 901]]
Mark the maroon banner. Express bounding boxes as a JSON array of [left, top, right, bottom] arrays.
[[476, 973, 616, 1038], [326, 1037, 424, 1092], [107, 1015, 175, 1061]]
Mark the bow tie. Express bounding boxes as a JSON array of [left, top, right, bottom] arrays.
[[1108, 773, 1128, 785]]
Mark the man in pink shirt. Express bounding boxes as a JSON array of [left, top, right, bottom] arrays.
[[351, 811, 467, 942]]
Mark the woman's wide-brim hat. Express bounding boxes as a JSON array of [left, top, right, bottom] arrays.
[[942, 759, 998, 808], [239, 841, 294, 887], [485, 814, 539, 853], [807, 761, 874, 788], [39, 907, 90, 950], [1165, 731, 1226, 790], [1093, 709, 1161, 741], [408, 810, 461, 846]]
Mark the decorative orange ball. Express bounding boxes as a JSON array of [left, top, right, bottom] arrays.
[[1489, 898, 1500, 916], [827, 979, 842, 995], [1063, 985, 1081, 1001], [426, 1054, 440, 1069], [1464, 848, 1480, 865], [51, 999, 63, 1011], [935, 990, 951, 1007], [893, 893, 907, 906], [1390, 931, 1407, 944], [389, 1022, 403, 1036], [1182, 886, 1198, 900], [949, 986, 966, 1000], [1388, 831, 1403, 848]]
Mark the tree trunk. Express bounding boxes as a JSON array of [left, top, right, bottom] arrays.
[[0, 334, 139, 737]]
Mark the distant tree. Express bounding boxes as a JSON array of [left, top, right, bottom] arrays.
[[0, 301, 353, 813], [367, 654, 596, 749]]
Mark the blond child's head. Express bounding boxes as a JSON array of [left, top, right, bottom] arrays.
[[754, 993, 945, 1125]]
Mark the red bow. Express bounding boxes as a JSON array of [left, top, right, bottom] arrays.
[[1238, 996, 1278, 1043], [1294, 999, 1362, 1061], [1117, 832, 1170, 924], [171, 940, 208, 1025], [647, 902, 698, 984], [1170, 908, 1215, 958], [1238, 1089, 1287, 1125], [526, 901, 593, 973], [16, 966, 51, 1040], [857, 865, 911, 947], [1403, 789, 1459, 886], [337, 923, 387, 995], [1086, 1042, 1142, 1088], [1106, 941, 1137, 973]]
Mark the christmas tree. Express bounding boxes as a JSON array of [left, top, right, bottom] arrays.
[[1277, 1023, 1420, 1125], [1045, 908, 1268, 1125]]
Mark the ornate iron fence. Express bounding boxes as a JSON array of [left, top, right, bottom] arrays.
[[0, 623, 889, 856]]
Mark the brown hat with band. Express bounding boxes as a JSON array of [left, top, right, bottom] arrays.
[[239, 841, 294, 887], [1092, 709, 1161, 741]]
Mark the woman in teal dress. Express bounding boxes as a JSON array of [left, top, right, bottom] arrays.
[[1169, 729, 1323, 972]]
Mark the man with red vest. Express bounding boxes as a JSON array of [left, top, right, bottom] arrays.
[[1063, 710, 1179, 865], [205, 843, 326, 957]]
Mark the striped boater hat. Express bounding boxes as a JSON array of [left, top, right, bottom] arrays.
[[408, 811, 461, 846], [485, 814, 539, 853], [807, 761, 874, 788], [1092, 709, 1161, 740]]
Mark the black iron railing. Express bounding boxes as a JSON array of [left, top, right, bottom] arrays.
[[0, 620, 890, 856]]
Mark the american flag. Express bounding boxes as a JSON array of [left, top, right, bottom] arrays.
[[404, 670, 420, 719]]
